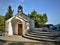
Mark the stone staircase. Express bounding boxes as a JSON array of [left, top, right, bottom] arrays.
[[23, 30, 60, 42]]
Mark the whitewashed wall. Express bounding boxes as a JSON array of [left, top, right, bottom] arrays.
[[30, 19, 35, 30], [8, 21, 13, 35], [5, 14, 35, 36]]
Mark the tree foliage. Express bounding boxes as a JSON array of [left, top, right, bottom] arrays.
[[0, 15, 5, 30], [28, 10, 48, 28], [5, 6, 13, 20], [0, 6, 13, 31]]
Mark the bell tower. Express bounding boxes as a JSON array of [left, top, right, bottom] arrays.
[[18, 5, 23, 13]]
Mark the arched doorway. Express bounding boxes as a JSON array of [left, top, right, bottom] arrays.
[[11, 18, 23, 35]]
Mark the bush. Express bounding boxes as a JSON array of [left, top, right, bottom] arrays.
[[0, 26, 5, 31]]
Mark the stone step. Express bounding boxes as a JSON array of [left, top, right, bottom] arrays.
[[23, 35, 60, 42], [28, 32, 60, 36], [29, 31, 60, 34], [25, 33, 58, 39], [27, 33, 60, 37]]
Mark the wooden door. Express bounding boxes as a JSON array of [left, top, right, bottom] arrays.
[[18, 24, 22, 35]]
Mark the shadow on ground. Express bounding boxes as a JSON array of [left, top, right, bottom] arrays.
[[0, 39, 60, 45], [0, 39, 6, 45], [8, 42, 24, 45]]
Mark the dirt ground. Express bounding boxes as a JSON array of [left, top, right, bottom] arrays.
[[0, 39, 59, 45]]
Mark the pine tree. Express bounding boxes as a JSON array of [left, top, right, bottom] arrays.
[[5, 6, 13, 20]]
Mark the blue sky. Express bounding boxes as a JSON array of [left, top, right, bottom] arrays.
[[0, 0, 60, 25]]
